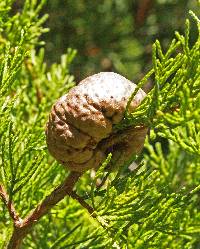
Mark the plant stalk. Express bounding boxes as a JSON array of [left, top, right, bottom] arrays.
[[6, 171, 82, 249]]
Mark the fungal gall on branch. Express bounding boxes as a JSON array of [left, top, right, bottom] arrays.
[[46, 72, 148, 172]]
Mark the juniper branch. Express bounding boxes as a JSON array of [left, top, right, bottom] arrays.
[[0, 184, 21, 224], [70, 191, 95, 216], [7, 171, 82, 249]]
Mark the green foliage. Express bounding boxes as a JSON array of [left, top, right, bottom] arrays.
[[0, 1, 200, 249], [120, 12, 200, 145], [0, 1, 76, 247]]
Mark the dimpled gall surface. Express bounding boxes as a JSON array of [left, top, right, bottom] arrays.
[[46, 72, 147, 172]]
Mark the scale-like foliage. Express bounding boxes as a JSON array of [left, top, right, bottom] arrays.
[[0, 1, 199, 249]]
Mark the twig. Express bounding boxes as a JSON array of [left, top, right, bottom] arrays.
[[0, 184, 21, 224], [22, 171, 82, 228], [7, 171, 82, 249], [70, 191, 96, 216]]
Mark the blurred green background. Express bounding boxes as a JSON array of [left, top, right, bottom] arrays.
[[42, 0, 198, 83], [15, 0, 199, 83]]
